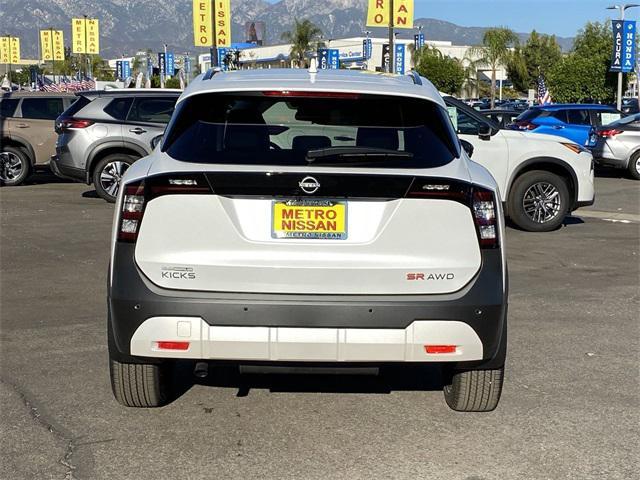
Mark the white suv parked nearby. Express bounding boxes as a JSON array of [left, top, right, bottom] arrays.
[[108, 69, 508, 412], [444, 96, 595, 232]]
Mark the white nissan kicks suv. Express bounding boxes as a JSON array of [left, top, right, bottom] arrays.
[[108, 69, 508, 412]]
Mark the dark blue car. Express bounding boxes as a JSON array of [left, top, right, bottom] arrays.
[[510, 104, 622, 146]]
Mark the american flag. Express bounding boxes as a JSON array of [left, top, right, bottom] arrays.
[[38, 75, 95, 92], [537, 75, 551, 105]]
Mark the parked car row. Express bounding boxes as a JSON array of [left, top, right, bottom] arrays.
[[0, 90, 180, 202]]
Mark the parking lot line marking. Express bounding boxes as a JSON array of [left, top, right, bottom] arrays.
[[574, 210, 640, 224]]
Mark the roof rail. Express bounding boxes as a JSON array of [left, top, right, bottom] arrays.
[[203, 67, 222, 80], [407, 70, 422, 86]]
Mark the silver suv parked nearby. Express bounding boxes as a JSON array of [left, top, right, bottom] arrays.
[[50, 89, 181, 202]]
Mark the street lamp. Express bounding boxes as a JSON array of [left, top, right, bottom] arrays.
[[607, 4, 640, 109]]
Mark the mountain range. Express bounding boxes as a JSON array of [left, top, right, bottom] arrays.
[[0, 0, 575, 59]]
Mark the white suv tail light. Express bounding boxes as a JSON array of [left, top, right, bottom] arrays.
[[117, 174, 211, 243]]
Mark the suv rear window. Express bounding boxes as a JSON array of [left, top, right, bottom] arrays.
[[0, 98, 19, 118], [163, 93, 460, 168], [20, 97, 64, 120], [61, 95, 91, 118]]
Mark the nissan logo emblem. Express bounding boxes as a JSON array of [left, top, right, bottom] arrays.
[[299, 176, 320, 194]]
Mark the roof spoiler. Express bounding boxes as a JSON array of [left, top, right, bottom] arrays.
[[203, 67, 223, 80]]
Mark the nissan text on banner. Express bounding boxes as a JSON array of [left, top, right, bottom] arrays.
[[215, 0, 232, 47], [366, 0, 414, 28], [193, 0, 213, 47], [611, 20, 637, 73], [40, 30, 65, 61], [0, 36, 20, 64], [72, 18, 100, 54]]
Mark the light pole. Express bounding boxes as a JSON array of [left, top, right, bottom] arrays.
[[607, 4, 640, 110]]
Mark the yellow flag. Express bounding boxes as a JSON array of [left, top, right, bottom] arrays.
[[72, 18, 86, 53], [394, 0, 414, 29], [193, 0, 213, 47], [41, 30, 54, 61], [214, 0, 232, 48], [366, 0, 413, 28], [41, 30, 65, 61], [86, 19, 99, 54], [0, 37, 20, 63], [53, 30, 65, 60]]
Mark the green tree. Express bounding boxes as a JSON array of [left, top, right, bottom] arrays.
[[414, 46, 465, 95], [507, 31, 562, 93], [547, 55, 610, 102], [470, 27, 519, 107], [547, 21, 624, 103], [281, 19, 323, 68], [165, 77, 180, 88]]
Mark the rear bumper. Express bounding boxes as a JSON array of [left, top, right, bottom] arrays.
[[50, 155, 85, 182], [109, 244, 507, 369]]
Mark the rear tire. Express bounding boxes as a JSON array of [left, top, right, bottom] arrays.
[[92, 154, 136, 203], [0, 146, 31, 186], [109, 357, 170, 408], [443, 366, 504, 412], [508, 170, 570, 232], [627, 152, 640, 180]]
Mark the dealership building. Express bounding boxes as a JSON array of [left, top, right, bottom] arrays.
[[197, 36, 485, 73]]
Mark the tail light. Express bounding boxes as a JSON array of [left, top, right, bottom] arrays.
[[513, 121, 536, 131], [118, 182, 146, 242], [472, 188, 498, 248], [597, 129, 623, 138], [117, 174, 211, 243], [56, 117, 94, 133], [406, 179, 499, 249]]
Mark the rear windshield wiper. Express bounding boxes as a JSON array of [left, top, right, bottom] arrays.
[[305, 147, 413, 164]]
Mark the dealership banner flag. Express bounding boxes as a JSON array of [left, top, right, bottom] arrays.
[[72, 18, 99, 54], [367, 0, 414, 29], [395, 43, 405, 74], [40, 30, 64, 61], [193, 0, 213, 47], [86, 19, 99, 54], [0, 36, 20, 64], [318, 48, 329, 69], [214, 0, 232, 47], [611, 20, 636, 72]]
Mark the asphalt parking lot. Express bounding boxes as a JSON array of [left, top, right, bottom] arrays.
[[1, 171, 638, 480]]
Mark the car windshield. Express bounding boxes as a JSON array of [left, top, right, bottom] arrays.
[[163, 92, 460, 168]]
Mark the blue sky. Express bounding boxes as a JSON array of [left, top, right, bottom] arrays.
[[266, 0, 640, 37], [410, 0, 640, 37]]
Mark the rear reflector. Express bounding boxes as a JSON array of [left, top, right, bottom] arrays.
[[155, 341, 190, 351], [425, 345, 457, 354]]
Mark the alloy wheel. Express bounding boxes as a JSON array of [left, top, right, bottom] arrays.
[[522, 181, 562, 224], [0, 151, 23, 182], [99, 161, 130, 198]]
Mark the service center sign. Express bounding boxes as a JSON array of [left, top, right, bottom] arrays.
[[611, 20, 636, 73]]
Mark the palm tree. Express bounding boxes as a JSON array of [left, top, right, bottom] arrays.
[[281, 19, 323, 68], [469, 28, 519, 108]]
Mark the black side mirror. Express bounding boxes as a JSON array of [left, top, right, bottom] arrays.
[[460, 139, 474, 158], [151, 135, 163, 150], [478, 124, 492, 140]]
